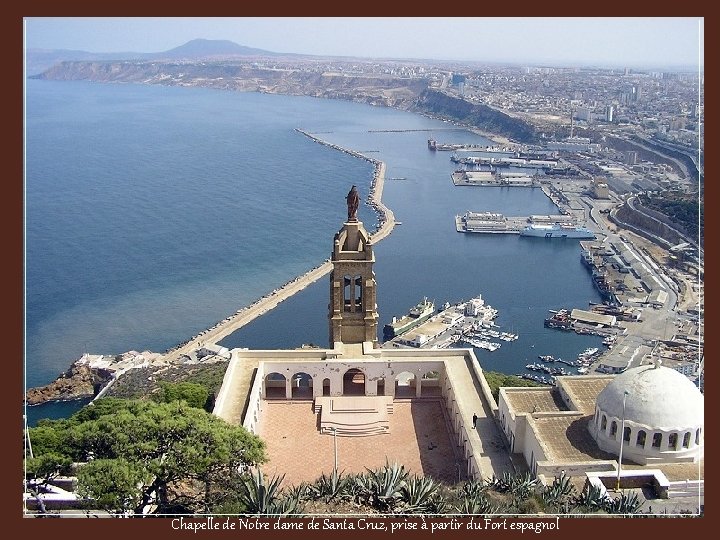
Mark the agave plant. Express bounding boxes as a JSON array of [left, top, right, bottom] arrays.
[[455, 493, 496, 515], [308, 468, 349, 503], [398, 475, 440, 514], [356, 461, 408, 512], [486, 471, 512, 492], [274, 491, 306, 515], [511, 472, 540, 500], [541, 471, 576, 509], [604, 491, 643, 515], [237, 468, 287, 514], [572, 483, 607, 512], [461, 479, 487, 500]]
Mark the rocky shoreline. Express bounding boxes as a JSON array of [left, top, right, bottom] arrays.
[[25, 344, 237, 406], [26, 362, 113, 406], [26, 350, 160, 406]]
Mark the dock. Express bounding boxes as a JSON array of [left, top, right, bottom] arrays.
[[456, 212, 579, 235], [383, 296, 517, 351], [452, 170, 538, 187]]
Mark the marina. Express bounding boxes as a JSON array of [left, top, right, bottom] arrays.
[[383, 295, 517, 352]]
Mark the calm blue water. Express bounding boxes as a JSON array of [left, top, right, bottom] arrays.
[[26, 80, 601, 425]]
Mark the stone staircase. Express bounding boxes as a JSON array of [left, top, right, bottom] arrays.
[[315, 396, 393, 437]]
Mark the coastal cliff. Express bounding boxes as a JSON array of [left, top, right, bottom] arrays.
[[412, 89, 538, 143], [32, 61, 538, 141], [26, 363, 113, 406], [34, 61, 427, 109]]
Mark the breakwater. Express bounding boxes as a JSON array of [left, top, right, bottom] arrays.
[[294, 128, 395, 243], [161, 130, 395, 363]]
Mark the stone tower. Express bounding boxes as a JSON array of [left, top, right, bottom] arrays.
[[329, 188, 378, 348]]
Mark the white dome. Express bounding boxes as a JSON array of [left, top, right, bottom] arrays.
[[596, 363, 703, 430]]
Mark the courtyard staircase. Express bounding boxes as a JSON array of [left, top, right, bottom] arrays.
[[315, 396, 393, 437]]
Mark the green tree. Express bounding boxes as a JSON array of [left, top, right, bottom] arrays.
[[483, 371, 542, 401], [152, 381, 209, 409], [25, 398, 266, 514], [76, 458, 151, 515]]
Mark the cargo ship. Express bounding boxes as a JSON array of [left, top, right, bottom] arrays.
[[383, 297, 435, 339], [520, 223, 595, 239]]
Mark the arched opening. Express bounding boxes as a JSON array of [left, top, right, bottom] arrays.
[[343, 368, 365, 396], [343, 275, 363, 313], [652, 432, 663, 448], [695, 428, 701, 446], [684, 431, 692, 448], [601, 415, 607, 431], [265, 372, 287, 399], [376, 377, 385, 396], [291, 372, 313, 400], [623, 426, 631, 442], [420, 370, 441, 397], [395, 371, 416, 398], [610, 420, 618, 438], [668, 433, 678, 450], [636, 430, 646, 447], [322, 377, 331, 397]]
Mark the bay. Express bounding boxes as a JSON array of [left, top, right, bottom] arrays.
[[25, 80, 602, 425]]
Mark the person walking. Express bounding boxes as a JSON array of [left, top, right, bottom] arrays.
[[472, 413, 478, 428]]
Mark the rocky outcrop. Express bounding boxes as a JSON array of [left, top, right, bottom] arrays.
[[26, 364, 113, 406]]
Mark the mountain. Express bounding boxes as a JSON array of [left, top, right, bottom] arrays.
[[25, 39, 286, 75], [155, 39, 283, 60]]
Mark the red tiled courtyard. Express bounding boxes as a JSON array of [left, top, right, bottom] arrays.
[[256, 399, 463, 488]]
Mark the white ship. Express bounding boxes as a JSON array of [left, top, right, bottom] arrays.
[[520, 223, 595, 239]]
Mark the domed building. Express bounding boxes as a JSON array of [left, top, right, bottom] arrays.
[[589, 360, 704, 465]]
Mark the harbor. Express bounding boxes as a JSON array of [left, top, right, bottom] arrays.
[[383, 295, 517, 352], [516, 345, 608, 385]]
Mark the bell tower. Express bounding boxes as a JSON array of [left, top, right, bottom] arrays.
[[329, 186, 378, 348]]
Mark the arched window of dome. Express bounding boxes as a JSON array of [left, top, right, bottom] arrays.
[[652, 432, 662, 448], [668, 433, 678, 450], [601, 415, 607, 431], [695, 429, 701, 446], [610, 421, 617, 438], [623, 426, 631, 442], [684, 432, 692, 448], [636, 430, 646, 447]]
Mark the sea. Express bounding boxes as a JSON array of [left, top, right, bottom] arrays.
[[25, 79, 603, 426]]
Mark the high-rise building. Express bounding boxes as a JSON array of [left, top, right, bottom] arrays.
[[605, 105, 614, 123]]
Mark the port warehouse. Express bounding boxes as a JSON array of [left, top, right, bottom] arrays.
[[570, 309, 616, 327], [580, 239, 672, 307]]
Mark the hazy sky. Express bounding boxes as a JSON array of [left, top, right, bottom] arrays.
[[24, 17, 703, 69]]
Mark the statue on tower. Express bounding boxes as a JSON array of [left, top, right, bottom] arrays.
[[346, 185, 360, 222]]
